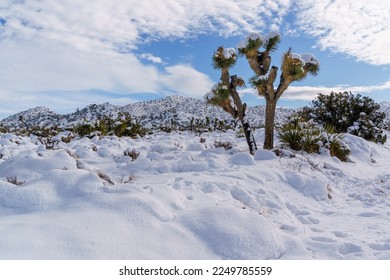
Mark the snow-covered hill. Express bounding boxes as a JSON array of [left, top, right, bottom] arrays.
[[379, 101, 390, 128], [0, 96, 389, 259], [0, 130, 389, 259], [0, 95, 295, 131]]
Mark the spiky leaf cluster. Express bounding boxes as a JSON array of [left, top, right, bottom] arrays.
[[305, 62, 319, 76], [264, 33, 281, 52], [282, 53, 306, 81], [282, 51, 320, 82], [212, 46, 237, 69], [249, 75, 267, 91], [204, 83, 230, 106], [237, 37, 263, 55]]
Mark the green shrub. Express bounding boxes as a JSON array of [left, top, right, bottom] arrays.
[[328, 137, 350, 162], [74, 124, 95, 137], [73, 113, 148, 138], [299, 91, 386, 144], [278, 119, 350, 161], [278, 120, 324, 153]]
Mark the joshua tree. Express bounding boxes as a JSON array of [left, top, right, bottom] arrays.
[[237, 32, 320, 149], [205, 46, 257, 155]]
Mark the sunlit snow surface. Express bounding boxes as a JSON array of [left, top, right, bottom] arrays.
[[0, 130, 389, 259]]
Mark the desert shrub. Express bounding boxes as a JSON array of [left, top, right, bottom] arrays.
[[74, 123, 96, 137], [278, 119, 350, 161], [6, 176, 25, 186], [214, 140, 233, 150], [122, 121, 148, 138], [327, 135, 351, 162], [124, 148, 140, 161], [38, 136, 60, 150], [278, 120, 324, 153], [73, 113, 148, 138], [61, 133, 75, 143], [347, 112, 387, 144], [299, 91, 386, 144], [0, 123, 8, 133], [96, 171, 114, 185]]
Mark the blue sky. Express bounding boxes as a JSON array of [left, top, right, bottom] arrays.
[[0, 0, 389, 118]]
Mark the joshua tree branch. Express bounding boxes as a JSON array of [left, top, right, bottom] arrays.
[[230, 75, 245, 120], [275, 73, 293, 101]]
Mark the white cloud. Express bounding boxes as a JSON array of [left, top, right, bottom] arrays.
[[139, 53, 163, 64], [161, 65, 214, 98], [0, 37, 213, 117], [2, 0, 387, 118], [296, 0, 390, 65], [0, 0, 292, 118], [283, 80, 390, 100], [238, 80, 390, 102], [0, 36, 214, 96], [0, 38, 161, 93], [1, 0, 290, 50]]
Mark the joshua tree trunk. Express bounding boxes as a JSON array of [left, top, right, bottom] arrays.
[[241, 119, 257, 155], [230, 76, 258, 155], [263, 99, 277, 150]]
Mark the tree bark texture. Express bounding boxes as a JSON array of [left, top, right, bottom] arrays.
[[263, 99, 277, 150], [246, 51, 262, 76], [241, 120, 257, 155]]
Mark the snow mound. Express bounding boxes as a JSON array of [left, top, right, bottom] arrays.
[[229, 152, 256, 166], [180, 206, 284, 259], [0, 131, 389, 259], [285, 171, 329, 201], [254, 149, 278, 160], [344, 134, 376, 163], [0, 150, 77, 181]]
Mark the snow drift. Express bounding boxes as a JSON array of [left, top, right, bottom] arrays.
[[0, 130, 389, 259]]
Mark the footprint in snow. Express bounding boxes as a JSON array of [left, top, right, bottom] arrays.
[[357, 212, 380, 217], [142, 186, 153, 194], [171, 177, 183, 190], [322, 210, 336, 216], [246, 174, 264, 184], [201, 183, 215, 193], [333, 231, 348, 238], [285, 202, 311, 216], [311, 227, 324, 233], [368, 243, 390, 251], [280, 224, 297, 232], [338, 243, 363, 255], [297, 216, 311, 224], [308, 217, 320, 224], [311, 236, 337, 243], [184, 180, 193, 187]]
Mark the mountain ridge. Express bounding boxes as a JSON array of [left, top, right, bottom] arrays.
[[0, 95, 295, 131], [1, 95, 389, 131]]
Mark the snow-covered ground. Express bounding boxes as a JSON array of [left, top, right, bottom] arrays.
[[0, 130, 389, 259]]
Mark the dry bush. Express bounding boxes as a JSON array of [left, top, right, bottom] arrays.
[[214, 140, 233, 150], [96, 171, 114, 185], [124, 148, 140, 161], [6, 176, 25, 186]]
